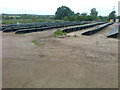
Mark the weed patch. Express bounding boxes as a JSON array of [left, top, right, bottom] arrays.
[[32, 40, 44, 46], [52, 29, 67, 37]]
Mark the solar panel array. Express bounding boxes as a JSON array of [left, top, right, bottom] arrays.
[[2, 21, 90, 34], [81, 22, 114, 35], [62, 22, 107, 33], [107, 24, 119, 38]]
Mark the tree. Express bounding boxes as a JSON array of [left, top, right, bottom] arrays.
[[76, 12, 80, 16], [98, 16, 108, 21], [55, 6, 74, 19], [81, 12, 87, 16], [108, 11, 116, 19], [90, 8, 98, 17]]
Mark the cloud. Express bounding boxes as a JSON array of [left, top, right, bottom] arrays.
[[1, 0, 119, 16]]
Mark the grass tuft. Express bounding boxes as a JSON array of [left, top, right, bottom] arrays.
[[32, 40, 44, 46], [52, 29, 67, 37]]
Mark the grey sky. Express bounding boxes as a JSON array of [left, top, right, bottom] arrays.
[[118, 1, 120, 16], [1, 0, 119, 16]]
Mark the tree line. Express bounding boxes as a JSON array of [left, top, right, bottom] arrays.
[[55, 6, 117, 22], [2, 6, 117, 22]]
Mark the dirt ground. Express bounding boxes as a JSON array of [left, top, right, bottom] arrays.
[[2, 23, 118, 88]]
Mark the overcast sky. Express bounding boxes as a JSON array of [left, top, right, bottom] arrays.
[[1, 0, 119, 16]]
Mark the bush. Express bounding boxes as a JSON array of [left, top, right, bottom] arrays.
[[52, 29, 66, 36]]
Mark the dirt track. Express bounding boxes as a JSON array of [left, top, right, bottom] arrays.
[[2, 23, 118, 88]]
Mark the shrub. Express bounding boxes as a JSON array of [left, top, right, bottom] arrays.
[[52, 29, 66, 36]]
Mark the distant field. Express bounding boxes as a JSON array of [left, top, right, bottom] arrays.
[[2, 19, 63, 25], [8, 16, 21, 17]]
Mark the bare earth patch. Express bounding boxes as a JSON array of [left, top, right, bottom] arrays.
[[2, 23, 118, 88]]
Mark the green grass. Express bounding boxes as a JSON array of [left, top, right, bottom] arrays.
[[2, 19, 63, 24], [52, 29, 67, 36], [8, 16, 21, 17], [32, 40, 44, 46]]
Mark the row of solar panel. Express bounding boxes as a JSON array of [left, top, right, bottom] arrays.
[[2, 21, 90, 32], [107, 24, 119, 38], [62, 22, 107, 33], [81, 22, 114, 35]]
